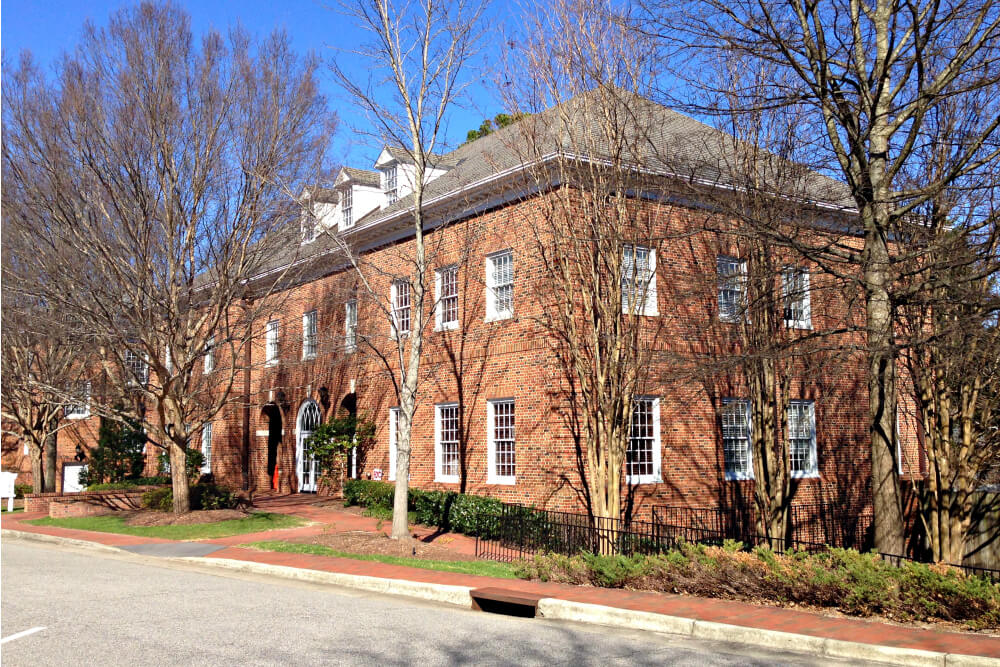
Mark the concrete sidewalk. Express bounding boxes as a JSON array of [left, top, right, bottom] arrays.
[[4, 506, 998, 665]]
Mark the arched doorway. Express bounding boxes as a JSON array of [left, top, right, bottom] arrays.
[[295, 399, 321, 493], [262, 404, 282, 490]]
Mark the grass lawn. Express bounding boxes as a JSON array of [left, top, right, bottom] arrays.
[[27, 513, 304, 540], [243, 540, 521, 579]]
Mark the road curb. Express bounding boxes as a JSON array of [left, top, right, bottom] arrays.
[[5, 528, 997, 665], [2, 528, 124, 555], [535, 598, 996, 667], [178, 556, 474, 608]]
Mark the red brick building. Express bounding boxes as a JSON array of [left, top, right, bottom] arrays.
[[5, 95, 922, 516]]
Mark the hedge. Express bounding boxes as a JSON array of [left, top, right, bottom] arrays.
[[343, 479, 504, 537], [141, 483, 241, 512]]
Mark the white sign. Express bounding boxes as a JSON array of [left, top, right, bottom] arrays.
[[371, 468, 383, 481]]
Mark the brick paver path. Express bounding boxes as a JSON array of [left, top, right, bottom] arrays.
[[4, 506, 998, 659]]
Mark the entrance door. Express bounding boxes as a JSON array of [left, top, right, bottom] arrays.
[[296, 400, 321, 493]]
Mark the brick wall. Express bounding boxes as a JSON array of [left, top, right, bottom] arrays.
[[41, 190, 922, 521], [24, 487, 157, 515]]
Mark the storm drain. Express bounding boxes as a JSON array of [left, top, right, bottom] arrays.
[[470, 587, 542, 618]]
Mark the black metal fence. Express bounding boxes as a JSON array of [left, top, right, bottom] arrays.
[[475, 503, 669, 562], [650, 502, 874, 553], [474, 501, 1000, 582]]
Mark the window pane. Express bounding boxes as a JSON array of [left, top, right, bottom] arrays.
[[303, 311, 318, 357], [627, 398, 655, 478], [718, 257, 746, 321], [492, 401, 515, 479], [789, 401, 815, 475], [394, 281, 410, 333], [721, 400, 751, 477], [488, 252, 513, 317], [440, 267, 458, 325], [439, 405, 459, 477]]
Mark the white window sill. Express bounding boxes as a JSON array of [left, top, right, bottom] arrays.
[[626, 475, 662, 485], [485, 313, 513, 323], [725, 472, 754, 481], [487, 476, 516, 486], [201, 467, 211, 474], [265, 359, 279, 367], [66, 413, 90, 421], [436, 322, 459, 332], [791, 471, 820, 479], [785, 321, 813, 330], [435, 475, 460, 484], [302, 354, 317, 361], [344, 345, 357, 354]]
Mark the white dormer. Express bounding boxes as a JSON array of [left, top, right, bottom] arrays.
[[333, 167, 382, 230], [299, 187, 339, 243], [374, 147, 452, 209]]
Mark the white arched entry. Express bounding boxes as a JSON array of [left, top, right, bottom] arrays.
[[295, 399, 321, 493]]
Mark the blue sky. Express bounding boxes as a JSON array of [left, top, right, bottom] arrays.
[[2, 0, 515, 169]]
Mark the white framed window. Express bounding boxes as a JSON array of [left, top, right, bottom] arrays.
[[487, 399, 516, 484], [783, 268, 812, 329], [382, 166, 398, 204], [302, 310, 318, 359], [435, 265, 459, 331], [435, 403, 460, 483], [392, 280, 411, 336], [164, 347, 173, 374], [125, 349, 149, 386], [788, 400, 818, 478], [265, 320, 280, 365], [717, 256, 747, 323], [388, 407, 400, 481], [203, 336, 215, 374], [341, 187, 353, 228], [65, 382, 92, 419], [627, 397, 662, 484], [201, 422, 213, 473], [486, 250, 514, 321], [345, 301, 358, 352], [721, 399, 753, 480], [622, 245, 657, 316]]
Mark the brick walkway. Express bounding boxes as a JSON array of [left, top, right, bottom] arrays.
[[4, 505, 999, 659]]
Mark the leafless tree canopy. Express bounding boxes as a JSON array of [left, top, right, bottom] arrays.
[[2, 1, 332, 511]]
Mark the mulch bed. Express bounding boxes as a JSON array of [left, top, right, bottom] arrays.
[[124, 509, 252, 526], [287, 530, 479, 562]]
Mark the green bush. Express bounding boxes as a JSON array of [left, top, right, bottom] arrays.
[[78, 416, 147, 487], [343, 479, 395, 511], [86, 476, 171, 492], [517, 546, 1000, 629], [342, 480, 504, 538], [14, 483, 33, 498], [141, 483, 240, 512], [157, 449, 205, 482]]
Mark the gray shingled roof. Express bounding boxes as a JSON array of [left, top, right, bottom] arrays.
[[341, 167, 380, 188], [257, 88, 853, 281]]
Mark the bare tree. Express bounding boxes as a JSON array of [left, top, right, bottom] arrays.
[[326, 0, 485, 539], [0, 291, 89, 493], [651, 0, 1000, 554], [896, 100, 1000, 562], [2, 2, 331, 512], [501, 0, 674, 524]]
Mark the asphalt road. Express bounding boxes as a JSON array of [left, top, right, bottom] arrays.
[[1, 540, 865, 666]]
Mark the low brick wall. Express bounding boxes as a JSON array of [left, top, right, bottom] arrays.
[[25, 487, 164, 516]]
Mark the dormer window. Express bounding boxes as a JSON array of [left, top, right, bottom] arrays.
[[341, 187, 353, 228], [382, 166, 398, 205], [300, 207, 316, 244]]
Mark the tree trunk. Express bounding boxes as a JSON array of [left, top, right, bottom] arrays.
[[30, 443, 44, 494], [43, 432, 58, 493], [865, 230, 905, 555], [169, 441, 191, 514]]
